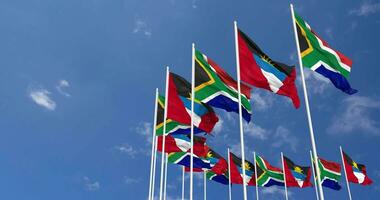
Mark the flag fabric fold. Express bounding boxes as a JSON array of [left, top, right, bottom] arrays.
[[229, 152, 255, 185], [317, 157, 342, 190], [255, 155, 285, 187], [237, 28, 300, 108], [342, 150, 373, 185], [157, 135, 208, 157], [294, 11, 357, 95]]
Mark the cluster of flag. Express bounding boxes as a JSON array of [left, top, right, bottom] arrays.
[[148, 5, 371, 200]]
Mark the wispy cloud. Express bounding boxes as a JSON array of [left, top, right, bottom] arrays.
[[29, 88, 56, 111], [261, 186, 292, 197], [83, 176, 100, 191], [56, 79, 71, 97], [114, 143, 138, 158], [133, 19, 152, 37], [324, 27, 333, 39], [124, 177, 141, 184], [244, 123, 269, 140], [328, 96, 380, 135], [136, 122, 153, 143], [349, 1, 380, 16], [191, 0, 198, 9], [251, 91, 274, 111], [272, 126, 298, 152], [302, 69, 330, 94], [213, 118, 224, 135]]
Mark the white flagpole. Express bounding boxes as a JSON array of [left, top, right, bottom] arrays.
[[151, 136, 159, 200], [253, 152, 259, 200], [309, 150, 320, 200], [159, 67, 170, 200], [233, 20, 248, 200], [148, 88, 159, 200], [182, 166, 185, 200], [340, 146, 353, 200], [228, 148, 232, 200], [204, 171, 207, 200], [190, 43, 195, 200], [289, 4, 325, 200], [164, 154, 168, 200], [281, 152, 289, 200]]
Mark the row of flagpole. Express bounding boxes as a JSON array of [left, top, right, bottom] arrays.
[[146, 4, 359, 200]]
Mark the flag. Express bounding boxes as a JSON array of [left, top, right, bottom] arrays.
[[342, 150, 373, 185], [194, 50, 252, 122], [294, 11, 357, 95], [317, 157, 342, 190], [255, 155, 284, 187], [169, 73, 219, 133], [205, 149, 228, 175], [237, 28, 300, 108], [167, 73, 191, 125], [168, 151, 212, 170], [229, 152, 255, 185], [283, 156, 312, 188], [206, 171, 229, 185], [157, 135, 208, 157]]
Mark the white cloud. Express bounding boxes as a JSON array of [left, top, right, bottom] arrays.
[[272, 126, 298, 152], [251, 91, 274, 111], [115, 143, 138, 158], [136, 122, 153, 143], [213, 119, 223, 135], [191, 0, 198, 8], [244, 123, 269, 140], [133, 19, 152, 37], [328, 96, 380, 135], [324, 27, 333, 39], [29, 88, 56, 111], [350, 1, 380, 16], [83, 176, 100, 191], [261, 186, 292, 198], [56, 79, 71, 97], [124, 177, 141, 184], [302, 69, 330, 94]]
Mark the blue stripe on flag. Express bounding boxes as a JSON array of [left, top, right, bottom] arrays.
[[315, 65, 358, 95], [253, 54, 286, 82], [207, 95, 251, 122], [322, 179, 341, 190]]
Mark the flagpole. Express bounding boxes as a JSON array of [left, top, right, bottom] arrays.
[[190, 42, 195, 200], [289, 4, 325, 200], [159, 67, 170, 200], [182, 166, 185, 200], [228, 148, 232, 200], [253, 152, 259, 200], [340, 146, 353, 200], [234, 20, 248, 200], [281, 152, 289, 200], [148, 88, 159, 200], [164, 154, 168, 200], [204, 171, 207, 200], [151, 136, 159, 200], [309, 150, 320, 200]]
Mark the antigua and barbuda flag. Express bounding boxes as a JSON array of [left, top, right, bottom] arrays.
[[294, 11, 357, 95], [237, 28, 300, 108], [194, 49, 252, 122], [255, 155, 285, 187], [169, 73, 219, 134], [283, 156, 312, 188], [342, 150, 373, 185], [317, 157, 342, 190], [157, 135, 208, 157], [229, 152, 255, 186]]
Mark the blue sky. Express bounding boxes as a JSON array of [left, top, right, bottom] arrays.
[[0, 0, 379, 199]]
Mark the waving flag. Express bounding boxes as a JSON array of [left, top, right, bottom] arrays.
[[283, 156, 312, 188], [317, 157, 342, 190], [206, 171, 229, 185], [237, 29, 300, 108], [157, 135, 208, 157], [294, 11, 357, 94], [255, 155, 284, 187], [229, 152, 255, 185], [194, 50, 252, 122], [342, 150, 373, 185], [168, 152, 212, 170]]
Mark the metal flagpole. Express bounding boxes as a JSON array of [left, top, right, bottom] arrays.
[[233, 20, 248, 200], [309, 151, 320, 200], [289, 4, 325, 200], [228, 148, 232, 200], [253, 152, 259, 200], [182, 166, 185, 200], [151, 136, 159, 200], [148, 88, 159, 200], [164, 154, 168, 200], [281, 152, 289, 200], [204, 171, 207, 200], [159, 67, 170, 200], [340, 146, 353, 200], [190, 43, 195, 200]]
